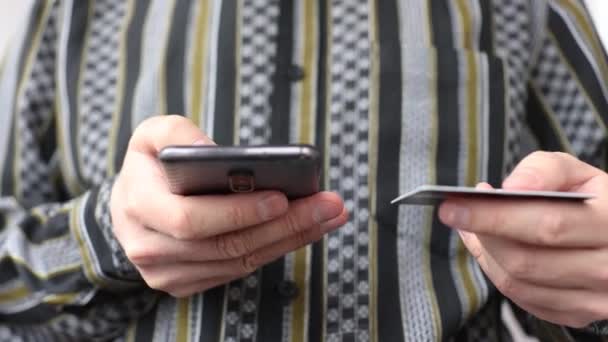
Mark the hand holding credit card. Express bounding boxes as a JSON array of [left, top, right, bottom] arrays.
[[391, 184, 595, 205]]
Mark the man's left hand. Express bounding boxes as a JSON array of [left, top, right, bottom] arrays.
[[439, 151, 608, 328]]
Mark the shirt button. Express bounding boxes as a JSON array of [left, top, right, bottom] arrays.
[[275, 280, 299, 302], [287, 65, 305, 82]]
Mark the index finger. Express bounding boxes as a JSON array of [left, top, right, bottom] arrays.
[[129, 115, 215, 156], [439, 197, 604, 247], [130, 185, 289, 240]]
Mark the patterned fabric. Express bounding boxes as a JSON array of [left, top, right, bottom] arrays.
[[449, 296, 509, 342], [493, 0, 535, 172], [14, 1, 60, 206], [325, 1, 372, 341], [237, 0, 280, 145], [78, 0, 127, 185], [95, 177, 138, 279], [223, 2, 281, 340], [531, 33, 605, 163], [0, 0, 607, 341]]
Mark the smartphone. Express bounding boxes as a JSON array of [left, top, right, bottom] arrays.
[[391, 185, 595, 205], [158, 144, 321, 199]]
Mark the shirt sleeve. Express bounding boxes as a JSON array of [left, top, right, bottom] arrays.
[[0, 1, 152, 338], [525, 0, 608, 167], [522, 0, 608, 339]]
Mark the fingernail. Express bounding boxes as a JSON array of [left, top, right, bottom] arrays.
[[257, 194, 287, 221], [313, 202, 342, 224], [439, 203, 470, 229], [503, 169, 541, 190]]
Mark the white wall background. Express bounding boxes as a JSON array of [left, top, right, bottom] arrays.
[[0, 1, 32, 58], [586, 0, 608, 47]]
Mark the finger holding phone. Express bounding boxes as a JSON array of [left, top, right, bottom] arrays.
[[111, 115, 348, 298], [439, 151, 608, 328]]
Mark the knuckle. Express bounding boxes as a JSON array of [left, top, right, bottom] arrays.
[[528, 151, 556, 164], [123, 190, 140, 220], [296, 229, 315, 248], [284, 211, 304, 235], [562, 316, 592, 329], [216, 234, 250, 259], [124, 244, 154, 265], [553, 151, 575, 162], [584, 303, 608, 322], [169, 288, 196, 298], [539, 151, 575, 170], [170, 207, 196, 240], [519, 151, 558, 174], [132, 115, 167, 142], [240, 253, 261, 274], [226, 204, 248, 228], [504, 253, 534, 279], [468, 244, 483, 261], [597, 268, 608, 285], [495, 275, 518, 297], [131, 116, 155, 138], [163, 115, 190, 134], [168, 291, 190, 299], [536, 212, 566, 245], [144, 275, 170, 292]]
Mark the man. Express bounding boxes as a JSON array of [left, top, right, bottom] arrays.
[[1, 0, 608, 341]]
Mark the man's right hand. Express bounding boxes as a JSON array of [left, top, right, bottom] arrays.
[[110, 115, 348, 297]]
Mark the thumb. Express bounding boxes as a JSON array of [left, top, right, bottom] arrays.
[[502, 151, 602, 191], [129, 115, 215, 155]]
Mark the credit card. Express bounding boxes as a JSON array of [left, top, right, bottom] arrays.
[[391, 185, 595, 205]]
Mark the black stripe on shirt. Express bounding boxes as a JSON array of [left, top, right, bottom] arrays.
[[487, 55, 506, 187], [65, 0, 89, 187], [17, 213, 69, 243], [81, 188, 121, 281], [0, 258, 18, 283], [212, 0, 238, 146], [1, 120, 16, 197], [0, 301, 62, 324], [268, 0, 294, 145], [430, 1, 454, 49], [526, 86, 565, 152], [547, 8, 608, 125], [199, 285, 225, 342], [478, 0, 495, 54], [114, 0, 150, 172], [375, 0, 404, 341], [134, 303, 157, 342], [430, 48, 463, 338], [308, 1, 327, 340], [256, 1, 294, 341], [165, 0, 193, 115]]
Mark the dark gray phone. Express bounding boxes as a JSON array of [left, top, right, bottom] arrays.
[[158, 144, 321, 199]]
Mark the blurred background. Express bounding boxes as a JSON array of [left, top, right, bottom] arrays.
[[0, 1, 607, 56]]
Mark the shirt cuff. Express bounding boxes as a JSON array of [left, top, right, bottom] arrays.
[[71, 177, 142, 289]]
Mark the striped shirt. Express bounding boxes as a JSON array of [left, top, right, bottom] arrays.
[[1, 0, 608, 341]]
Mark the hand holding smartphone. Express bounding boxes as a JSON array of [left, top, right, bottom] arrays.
[[159, 144, 321, 199]]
